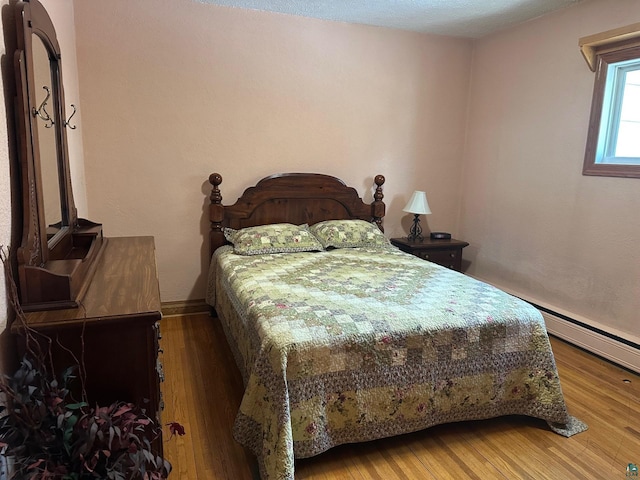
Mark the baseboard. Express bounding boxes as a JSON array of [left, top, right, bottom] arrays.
[[541, 310, 640, 374], [161, 299, 209, 317]]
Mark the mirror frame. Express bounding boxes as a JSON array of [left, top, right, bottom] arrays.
[[15, 0, 105, 311]]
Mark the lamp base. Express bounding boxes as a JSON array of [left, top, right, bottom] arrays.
[[407, 214, 423, 242]]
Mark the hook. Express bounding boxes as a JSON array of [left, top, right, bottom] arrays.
[[32, 86, 54, 128], [64, 104, 77, 130]]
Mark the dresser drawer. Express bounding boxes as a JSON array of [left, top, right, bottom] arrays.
[[390, 238, 469, 272], [416, 249, 462, 270]]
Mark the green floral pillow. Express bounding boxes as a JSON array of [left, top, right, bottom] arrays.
[[224, 223, 324, 256], [309, 219, 389, 249]]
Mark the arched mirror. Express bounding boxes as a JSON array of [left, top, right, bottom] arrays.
[[32, 35, 64, 243], [14, 0, 105, 311]]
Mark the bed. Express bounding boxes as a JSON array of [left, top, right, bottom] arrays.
[[205, 172, 586, 480]]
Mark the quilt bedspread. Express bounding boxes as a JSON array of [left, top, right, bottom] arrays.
[[208, 245, 584, 480]]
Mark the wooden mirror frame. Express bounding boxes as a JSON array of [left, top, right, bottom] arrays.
[[14, 0, 105, 311]]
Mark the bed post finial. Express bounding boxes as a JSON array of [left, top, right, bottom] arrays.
[[372, 174, 385, 232], [209, 173, 225, 256]]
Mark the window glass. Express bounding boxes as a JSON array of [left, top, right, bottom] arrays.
[[615, 68, 640, 158]]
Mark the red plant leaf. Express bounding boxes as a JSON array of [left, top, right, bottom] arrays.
[[166, 422, 186, 438], [113, 404, 132, 417], [27, 458, 44, 470]]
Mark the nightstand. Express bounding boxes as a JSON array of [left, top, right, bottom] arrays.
[[390, 237, 469, 272]]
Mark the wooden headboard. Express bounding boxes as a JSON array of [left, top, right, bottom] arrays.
[[208, 172, 386, 257]]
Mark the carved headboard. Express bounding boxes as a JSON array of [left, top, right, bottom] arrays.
[[208, 173, 386, 257]]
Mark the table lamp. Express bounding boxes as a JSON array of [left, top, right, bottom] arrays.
[[402, 190, 431, 241]]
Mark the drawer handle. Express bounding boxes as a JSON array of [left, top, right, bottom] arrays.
[[424, 254, 430, 259], [450, 253, 456, 258]]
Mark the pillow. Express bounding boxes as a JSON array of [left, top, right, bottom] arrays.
[[309, 219, 389, 249], [224, 223, 324, 256]]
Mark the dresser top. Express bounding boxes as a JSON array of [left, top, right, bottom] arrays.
[[15, 237, 162, 331], [390, 237, 469, 249]]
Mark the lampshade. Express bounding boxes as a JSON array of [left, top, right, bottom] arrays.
[[402, 191, 432, 215]]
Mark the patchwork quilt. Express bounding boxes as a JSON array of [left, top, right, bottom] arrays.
[[207, 245, 585, 480]]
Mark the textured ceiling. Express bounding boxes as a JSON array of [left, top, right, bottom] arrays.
[[195, 0, 583, 38]]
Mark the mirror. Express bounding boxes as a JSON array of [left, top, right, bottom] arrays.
[[14, 0, 105, 311], [32, 36, 64, 243]]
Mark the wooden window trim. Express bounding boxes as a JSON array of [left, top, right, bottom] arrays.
[[579, 22, 640, 72], [581, 25, 640, 178]]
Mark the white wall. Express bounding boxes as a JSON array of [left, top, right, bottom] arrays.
[[73, 0, 473, 302], [461, 0, 640, 343]]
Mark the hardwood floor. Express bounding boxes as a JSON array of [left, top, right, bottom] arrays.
[[160, 313, 640, 479]]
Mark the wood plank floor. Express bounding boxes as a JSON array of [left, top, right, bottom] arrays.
[[160, 313, 640, 479]]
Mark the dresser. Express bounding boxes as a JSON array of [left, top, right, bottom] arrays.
[[390, 237, 469, 272], [12, 236, 164, 454]]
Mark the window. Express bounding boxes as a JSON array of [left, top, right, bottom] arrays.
[[581, 25, 640, 178]]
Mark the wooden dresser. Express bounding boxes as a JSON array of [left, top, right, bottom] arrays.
[[13, 236, 164, 453]]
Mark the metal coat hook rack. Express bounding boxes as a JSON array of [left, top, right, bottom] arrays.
[[64, 104, 77, 129], [32, 85, 54, 128]]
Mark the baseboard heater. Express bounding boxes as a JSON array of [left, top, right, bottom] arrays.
[[533, 303, 640, 374]]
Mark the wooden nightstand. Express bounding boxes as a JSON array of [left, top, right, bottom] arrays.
[[390, 237, 469, 272]]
